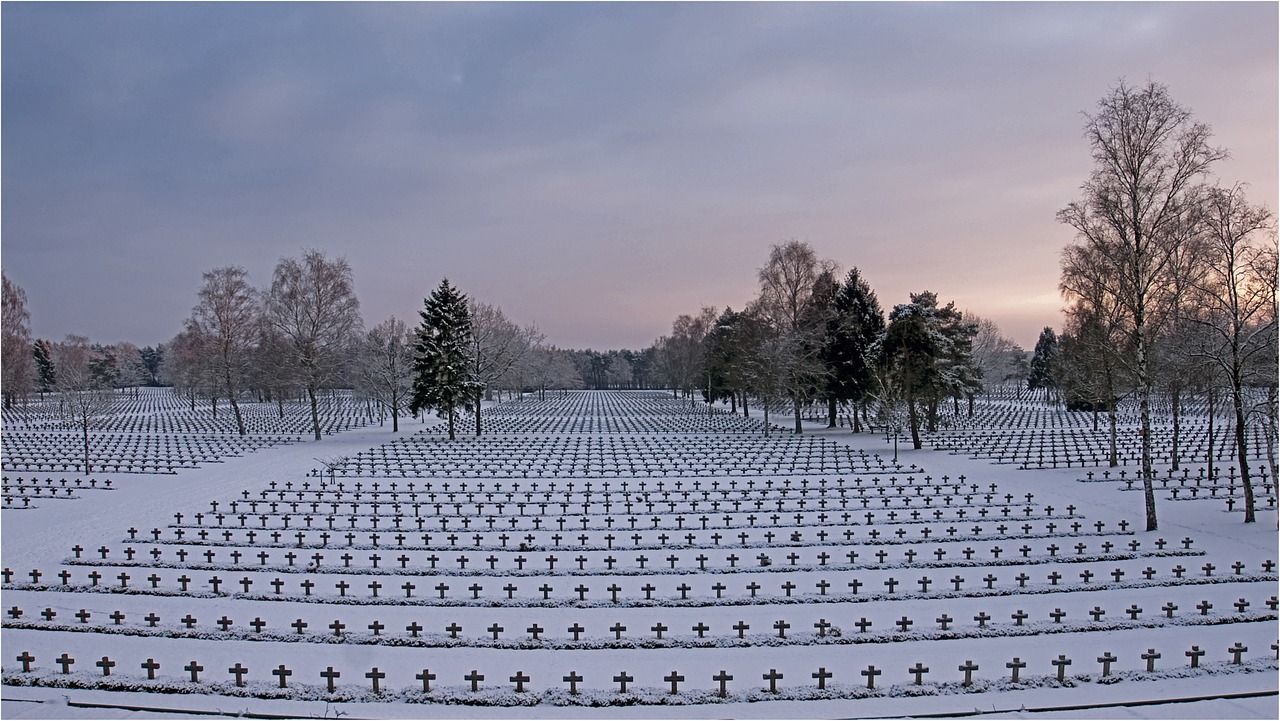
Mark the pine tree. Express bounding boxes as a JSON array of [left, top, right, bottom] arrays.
[[1028, 327, 1058, 401], [821, 268, 885, 431], [411, 278, 480, 441], [32, 338, 56, 395]]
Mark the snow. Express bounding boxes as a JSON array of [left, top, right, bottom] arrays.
[[2, 389, 1276, 718]]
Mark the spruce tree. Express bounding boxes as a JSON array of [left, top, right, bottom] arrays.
[[821, 268, 885, 431], [1028, 327, 1058, 401], [411, 278, 479, 440]]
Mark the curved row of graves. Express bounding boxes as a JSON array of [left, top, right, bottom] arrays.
[[2, 391, 1275, 712]]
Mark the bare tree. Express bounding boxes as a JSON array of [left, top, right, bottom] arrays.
[[1058, 79, 1225, 531], [354, 316, 415, 432], [469, 301, 541, 434], [1188, 184, 1276, 522], [53, 335, 117, 474], [266, 250, 363, 440], [188, 266, 259, 435], [754, 240, 838, 432], [966, 313, 1028, 398], [2, 271, 34, 409], [163, 326, 211, 412]]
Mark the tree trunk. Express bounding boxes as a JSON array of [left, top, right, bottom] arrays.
[[763, 399, 770, 437], [447, 408, 456, 440], [1107, 402, 1118, 467], [792, 396, 803, 434], [741, 391, 749, 417], [827, 397, 838, 428], [1207, 387, 1215, 485], [82, 413, 92, 474], [475, 390, 484, 436], [926, 397, 938, 433], [391, 402, 399, 433], [729, 393, 736, 413], [1170, 385, 1180, 471], [307, 385, 321, 441], [967, 393, 975, 417], [1230, 375, 1256, 523], [907, 396, 922, 450], [1266, 385, 1278, 486]]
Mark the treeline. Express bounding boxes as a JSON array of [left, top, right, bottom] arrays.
[[0, 251, 586, 441], [645, 239, 1029, 445]]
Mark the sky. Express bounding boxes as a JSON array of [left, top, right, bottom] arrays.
[[2, 2, 1276, 351]]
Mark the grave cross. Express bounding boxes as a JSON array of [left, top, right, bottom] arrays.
[[273, 664, 293, 688], [1052, 655, 1072, 681], [664, 670, 684, 694], [812, 667, 833, 690], [320, 666, 341, 692], [229, 663, 248, 687], [909, 663, 929, 685], [137, 658, 155, 679], [1229, 643, 1247, 664], [1097, 652, 1117, 676], [1141, 649, 1161, 672], [416, 669, 436, 692], [713, 670, 732, 697], [16, 651, 34, 673], [366, 668, 386, 693], [56, 653, 74, 674], [1185, 646, 1205, 668], [959, 660, 979, 686], [185, 661, 204, 682], [762, 668, 783, 693], [861, 665, 881, 689]]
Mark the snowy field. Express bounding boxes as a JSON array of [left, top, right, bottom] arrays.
[[2, 389, 1276, 718]]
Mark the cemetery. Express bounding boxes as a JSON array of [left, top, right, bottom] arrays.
[[2, 389, 1276, 717]]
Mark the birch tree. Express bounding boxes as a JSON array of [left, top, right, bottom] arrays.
[[1058, 79, 1225, 531], [266, 250, 363, 440], [188, 266, 259, 435], [1188, 184, 1276, 522], [355, 316, 415, 433]]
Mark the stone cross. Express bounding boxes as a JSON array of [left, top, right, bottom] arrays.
[[366, 668, 385, 693], [1097, 652, 1116, 676], [861, 665, 881, 689], [1006, 658, 1025, 682], [713, 670, 732, 697], [909, 663, 928, 685], [1185, 646, 1205, 668], [614, 671, 634, 693], [1229, 643, 1247, 664], [959, 660, 979, 686], [185, 661, 203, 682], [466, 670, 485, 691], [16, 651, 34, 673], [273, 665, 293, 688], [762, 668, 783, 693], [1052, 655, 1071, 681], [664, 670, 684, 694], [1142, 649, 1160, 672], [138, 658, 156, 679], [563, 670, 583, 694], [416, 669, 436, 692], [321, 666, 341, 692], [229, 663, 248, 687], [812, 667, 832, 690]]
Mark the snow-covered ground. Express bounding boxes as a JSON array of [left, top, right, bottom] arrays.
[[3, 390, 1276, 718]]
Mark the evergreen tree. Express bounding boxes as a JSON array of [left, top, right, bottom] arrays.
[[1027, 327, 1058, 401], [411, 278, 480, 440], [32, 338, 56, 394], [821, 268, 885, 431], [874, 291, 978, 447]]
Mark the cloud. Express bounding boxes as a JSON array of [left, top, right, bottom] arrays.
[[2, 3, 1275, 350]]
